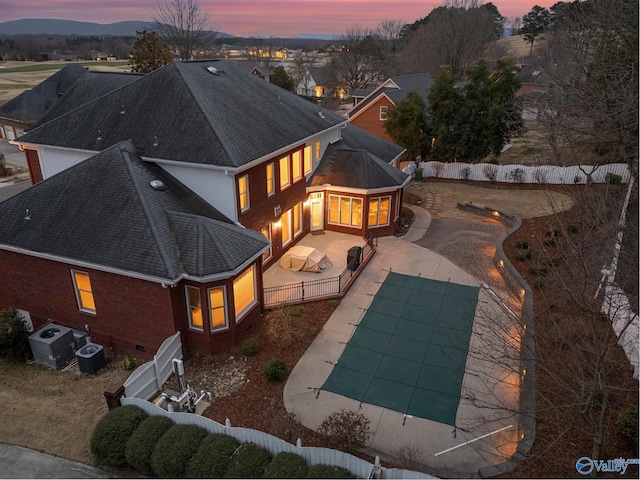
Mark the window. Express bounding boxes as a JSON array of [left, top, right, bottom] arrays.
[[292, 150, 302, 182], [238, 175, 249, 211], [379, 106, 388, 121], [208, 287, 228, 331], [368, 196, 391, 226], [293, 202, 302, 236], [186, 286, 203, 330], [266, 163, 275, 196], [281, 208, 292, 246], [315, 141, 321, 160], [261, 224, 272, 262], [279, 155, 290, 189], [328, 195, 362, 228], [72, 271, 96, 313], [233, 265, 257, 321], [304, 146, 312, 174]]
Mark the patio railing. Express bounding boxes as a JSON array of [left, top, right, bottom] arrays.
[[264, 235, 375, 308]]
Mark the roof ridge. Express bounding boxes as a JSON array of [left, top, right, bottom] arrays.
[[173, 61, 236, 167], [119, 143, 178, 278]]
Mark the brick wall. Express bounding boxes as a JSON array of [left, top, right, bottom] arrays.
[[25, 149, 43, 184], [349, 96, 395, 142]]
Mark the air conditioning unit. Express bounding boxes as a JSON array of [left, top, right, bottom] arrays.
[[28, 323, 76, 369], [76, 343, 106, 374]]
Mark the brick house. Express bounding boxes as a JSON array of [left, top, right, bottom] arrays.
[[347, 74, 434, 147], [3, 60, 408, 358]]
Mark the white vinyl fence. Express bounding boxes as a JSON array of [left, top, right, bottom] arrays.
[[123, 332, 182, 400], [404, 161, 631, 185], [120, 398, 436, 479]]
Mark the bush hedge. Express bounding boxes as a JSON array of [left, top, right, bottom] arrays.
[[264, 358, 286, 381], [0, 308, 30, 361], [187, 433, 241, 478], [223, 443, 271, 478], [264, 452, 308, 478], [151, 424, 208, 478], [90, 405, 149, 467], [125, 415, 174, 476], [241, 338, 259, 357], [306, 464, 355, 478]]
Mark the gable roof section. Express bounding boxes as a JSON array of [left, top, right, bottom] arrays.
[[337, 123, 405, 164], [308, 143, 409, 190], [347, 73, 434, 120], [0, 140, 268, 282], [17, 60, 347, 169], [0, 64, 88, 124], [32, 71, 143, 129]]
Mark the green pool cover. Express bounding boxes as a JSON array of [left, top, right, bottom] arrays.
[[321, 272, 479, 426]]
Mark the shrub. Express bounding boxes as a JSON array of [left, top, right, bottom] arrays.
[[90, 405, 149, 467], [223, 443, 271, 478], [616, 406, 639, 450], [122, 353, 136, 370], [460, 166, 471, 180], [515, 249, 532, 261], [568, 224, 579, 234], [483, 164, 498, 182], [125, 415, 174, 475], [543, 238, 556, 247], [514, 239, 529, 249], [151, 424, 208, 478], [318, 410, 371, 450], [241, 338, 258, 357], [605, 173, 623, 185], [533, 168, 546, 184], [544, 256, 560, 267], [264, 358, 286, 381], [306, 464, 355, 478], [546, 227, 560, 237], [328, 299, 340, 308], [529, 265, 548, 276], [432, 162, 444, 178], [534, 279, 548, 291], [508, 168, 525, 183], [187, 433, 241, 478], [309, 326, 318, 336], [0, 308, 30, 361], [264, 452, 308, 478]]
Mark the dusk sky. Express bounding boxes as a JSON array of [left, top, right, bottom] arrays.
[[2, 1, 555, 37]]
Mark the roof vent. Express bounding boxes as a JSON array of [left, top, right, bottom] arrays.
[[120, 104, 126, 115], [153, 136, 159, 147], [24, 208, 31, 221], [149, 180, 166, 191], [96, 129, 102, 141], [207, 66, 220, 75]]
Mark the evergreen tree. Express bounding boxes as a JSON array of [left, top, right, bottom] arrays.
[[521, 5, 552, 55], [271, 66, 294, 92], [129, 30, 174, 73], [384, 91, 431, 160]]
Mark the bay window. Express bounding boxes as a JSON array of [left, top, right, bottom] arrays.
[[328, 195, 362, 228], [233, 265, 257, 321], [368, 196, 391, 226]]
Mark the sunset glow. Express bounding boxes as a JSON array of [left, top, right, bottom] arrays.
[[3, 0, 556, 37]]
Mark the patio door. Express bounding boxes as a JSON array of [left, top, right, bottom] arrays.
[[310, 193, 324, 231]]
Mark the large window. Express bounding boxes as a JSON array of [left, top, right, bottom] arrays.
[[72, 271, 96, 313], [186, 286, 203, 330], [281, 208, 292, 246], [238, 175, 249, 212], [328, 195, 362, 228], [369, 196, 391, 227], [266, 163, 275, 196], [233, 265, 257, 321], [261, 224, 272, 262], [292, 150, 302, 182], [208, 287, 228, 331], [279, 156, 290, 189], [304, 146, 312, 175]]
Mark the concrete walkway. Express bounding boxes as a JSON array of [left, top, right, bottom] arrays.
[[283, 220, 521, 477], [0, 444, 114, 479]]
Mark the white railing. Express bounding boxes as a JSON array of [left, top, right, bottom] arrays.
[[123, 332, 183, 400], [404, 161, 631, 185], [119, 398, 436, 479]]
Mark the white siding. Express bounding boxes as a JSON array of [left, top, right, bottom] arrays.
[[159, 163, 238, 220], [39, 147, 93, 179]]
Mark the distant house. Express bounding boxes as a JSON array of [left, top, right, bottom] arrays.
[[296, 67, 343, 99], [227, 60, 274, 82], [347, 74, 434, 144], [0, 64, 87, 141], [4, 60, 407, 358]]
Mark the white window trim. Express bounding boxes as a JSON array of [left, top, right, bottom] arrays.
[[328, 194, 363, 228], [281, 208, 293, 247], [293, 202, 303, 237], [292, 150, 302, 182], [234, 265, 258, 323], [71, 270, 96, 314], [369, 196, 391, 227], [266, 163, 275, 197], [208, 286, 229, 332], [279, 156, 291, 190], [379, 106, 388, 121], [304, 146, 312, 175], [239, 175, 250, 212], [185, 285, 203, 331], [261, 224, 273, 262]]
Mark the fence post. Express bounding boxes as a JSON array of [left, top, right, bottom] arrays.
[[301, 281, 305, 301]]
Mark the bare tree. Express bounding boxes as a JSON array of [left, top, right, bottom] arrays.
[[152, 0, 215, 60]]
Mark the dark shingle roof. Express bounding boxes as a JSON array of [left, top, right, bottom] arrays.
[[18, 60, 347, 168], [348, 73, 434, 118], [337, 123, 405, 164], [308, 143, 408, 190], [0, 64, 88, 124], [0, 140, 268, 282], [33, 71, 143, 129]]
